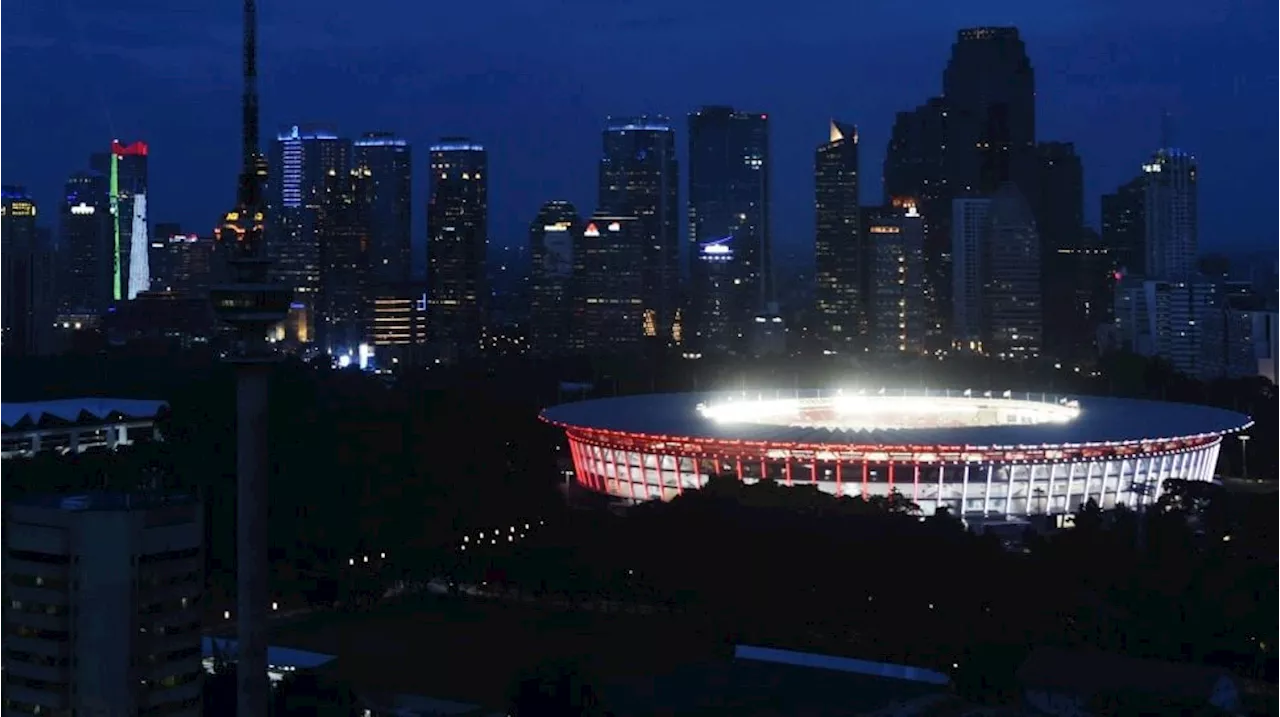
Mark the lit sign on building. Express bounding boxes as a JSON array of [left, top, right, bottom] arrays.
[[701, 243, 732, 255], [584, 223, 600, 238], [869, 226, 901, 234], [70, 203, 96, 215]]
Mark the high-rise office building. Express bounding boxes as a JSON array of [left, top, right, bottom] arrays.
[[578, 214, 644, 353], [687, 106, 771, 351], [1028, 142, 1084, 358], [883, 98, 949, 345], [598, 117, 679, 341], [149, 222, 182, 293], [814, 119, 865, 350], [1141, 148, 1198, 280], [2, 187, 45, 356], [942, 27, 1036, 196], [1115, 278, 1217, 376], [316, 167, 374, 354], [353, 133, 412, 286], [951, 197, 991, 348], [426, 138, 488, 358], [982, 183, 1041, 357], [1052, 228, 1115, 361], [90, 140, 150, 301], [3, 493, 204, 716], [58, 171, 113, 316], [528, 201, 583, 357], [865, 203, 926, 354], [267, 125, 352, 337], [150, 228, 215, 298], [1102, 176, 1146, 276]]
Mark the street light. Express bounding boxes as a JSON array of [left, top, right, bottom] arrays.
[[1238, 435, 1251, 479]]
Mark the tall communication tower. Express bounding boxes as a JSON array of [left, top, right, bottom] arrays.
[[208, 0, 291, 714]]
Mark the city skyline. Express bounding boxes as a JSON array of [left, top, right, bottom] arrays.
[[3, 1, 1275, 268]]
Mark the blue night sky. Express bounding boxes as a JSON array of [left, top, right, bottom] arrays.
[[3, 0, 1276, 271]]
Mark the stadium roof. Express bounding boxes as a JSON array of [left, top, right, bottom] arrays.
[[1, 399, 169, 429], [539, 392, 1253, 448]]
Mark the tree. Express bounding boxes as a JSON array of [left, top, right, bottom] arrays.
[[272, 672, 359, 716], [508, 660, 606, 717]]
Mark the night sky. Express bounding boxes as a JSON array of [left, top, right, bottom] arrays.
[[3, 0, 1276, 271]]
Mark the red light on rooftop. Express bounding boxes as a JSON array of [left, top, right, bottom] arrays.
[[112, 140, 149, 157]]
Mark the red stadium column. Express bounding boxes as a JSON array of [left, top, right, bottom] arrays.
[[673, 455, 684, 496], [760, 459, 767, 482], [887, 461, 895, 495], [835, 461, 844, 498], [608, 448, 633, 501], [811, 458, 818, 485], [912, 462, 921, 503], [736, 458, 744, 482], [861, 460, 869, 500], [784, 457, 793, 487], [568, 440, 585, 489], [623, 449, 645, 501]]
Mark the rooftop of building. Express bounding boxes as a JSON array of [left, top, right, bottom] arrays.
[[1, 398, 169, 430], [7, 491, 197, 513]]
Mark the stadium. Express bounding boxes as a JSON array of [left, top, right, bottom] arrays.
[[539, 389, 1254, 518]]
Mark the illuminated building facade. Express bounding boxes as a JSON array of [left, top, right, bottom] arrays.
[[578, 214, 643, 353], [3, 491, 203, 716], [317, 168, 374, 354], [59, 171, 113, 317], [90, 140, 150, 301], [866, 204, 926, 353], [693, 236, 738, 353], [150, 225, 214, 298], [267, 125, 351, 338], [814, 120, 865, 351], [598, 117, 678, 341], [688, 106, 771, 350], [542, 391, 1252, 519], [353, 133, 412, 286], [426, 138, 488, 358], [1142, 148, 1198, 281], [528, 201, 583, 356], [371, 286, 428, 366], [1, 187, 46, 356], [951, 197, 991, 348]]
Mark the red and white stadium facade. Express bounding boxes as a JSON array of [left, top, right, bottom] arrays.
[[539, 390, 1254, 518]]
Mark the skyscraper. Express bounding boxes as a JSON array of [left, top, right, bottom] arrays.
[[982, 183, 1041, 357], [91, 140, 150, 301], [353, 132, 412, 286], [317, 167, 374, 354], [578, 214, 644, 352], [1101, 176, 1146, 276], [814, 119, 865, 350], [1142, 148, 1198, 280], [865, 203, 926, 354], [528, 201, 583, 357], [58, 171, 112, 316], [426, 138, 488, 358], [598, 117, 679, 341], [688, 106, 771, 351], [951, 197, 991, 347], [1028, 142, 1084, 358], [2, 187, 43, 356], [883, 97, 949, 346], [3, 493, 205, 716], [267, 125, 351, 337], [942, 27, 1036, 196]]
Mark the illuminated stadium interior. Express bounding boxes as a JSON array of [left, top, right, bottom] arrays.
[[696, 393, 1081, 432]]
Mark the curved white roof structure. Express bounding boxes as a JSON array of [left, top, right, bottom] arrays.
[[1, 399, 169, 429]]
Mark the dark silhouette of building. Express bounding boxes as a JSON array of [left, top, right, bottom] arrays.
[[426, 138, 487, 359], [814, 120, 865, 351], [1142, 148, 1198, 281], [1101, 175, 1145, 276], [578, 214, 644, 353], [1028, 141, 1085, 360], [528, 201, 584, 357], [58, 171, 113, 317], [982, 183, 1041, 357], [2, 187, 53, 357], [353, 132, 412, 286], [317, 168, 374, 354], [598, 117, 678, 342], [865, 204, 926, 354], [688, 106, 771, 351], [883, 98, 949, 346], [942, 27, 1036, 196]]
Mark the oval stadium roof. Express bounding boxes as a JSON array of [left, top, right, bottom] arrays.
[[539, 392, 1253, 448], [2, 399, 169, 429]]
